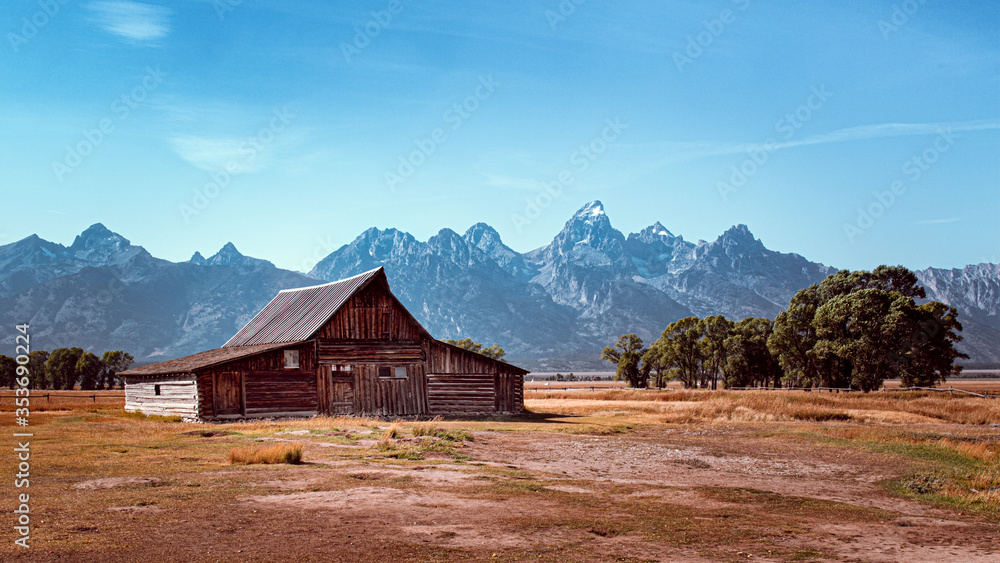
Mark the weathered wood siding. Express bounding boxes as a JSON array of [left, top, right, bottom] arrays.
[[424, 340, 525, 415], [316, 280, 424, 341], [426, 373, 495, 415], [125, 375, 199, 419], [196, 343, 316, 419], [347, 363, 427, 416]]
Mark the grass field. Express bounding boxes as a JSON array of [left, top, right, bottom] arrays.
[[1, 386, 998, 562]]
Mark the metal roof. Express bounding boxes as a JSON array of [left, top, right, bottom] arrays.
[[121, 341, 301, 376], [222, 267, 384, 347]]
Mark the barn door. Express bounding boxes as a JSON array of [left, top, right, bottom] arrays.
[[214, 371, 243, 416], [330, 368, 355, 415]]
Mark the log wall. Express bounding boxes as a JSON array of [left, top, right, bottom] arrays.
[[196, 343, 315, 419], [124, 375, 199, 419]]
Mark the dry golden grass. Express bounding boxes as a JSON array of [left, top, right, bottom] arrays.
[[526, 388, 1000, 425], [227, 442, 304, 465]]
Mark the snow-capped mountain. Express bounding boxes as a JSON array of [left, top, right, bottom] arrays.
[[0, 206, 996, 368]]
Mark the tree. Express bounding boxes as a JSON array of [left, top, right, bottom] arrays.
[[28, 351, 50, 389], [700, 315, 732, 390], [443, 338, 507, 361], [768, 285, 824, 387], [46, 347, 83, 390], [0, 356, 16, 389], [896, 301, 967, 387], [724, 317, 780, 388], [655, 317, 704, 389], [601, 333, 649, 388], [813, 289, 918, 392], [76, 352, 103, 391], [100, 351, 134, 390], [642, 344, 670, 388]]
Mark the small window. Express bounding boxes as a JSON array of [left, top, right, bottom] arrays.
[[284, 350, 300, 369], [394, 367, 408, 379], [377, 366, 392, 378], [154, 384, 161, 396]]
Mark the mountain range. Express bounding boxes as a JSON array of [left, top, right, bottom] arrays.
[[1, 202, 997, 370]]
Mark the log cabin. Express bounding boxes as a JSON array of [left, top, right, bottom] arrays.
[[121, 267, 526, 421]]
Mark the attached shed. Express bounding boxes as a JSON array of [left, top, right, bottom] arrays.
[[122, 267, 527, 421]]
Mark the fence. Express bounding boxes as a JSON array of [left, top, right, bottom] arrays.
[[0, 392, 126, 403], [527, 385, 996, 398]]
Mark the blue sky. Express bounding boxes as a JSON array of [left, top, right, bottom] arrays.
[[1, 0, 997, 272]]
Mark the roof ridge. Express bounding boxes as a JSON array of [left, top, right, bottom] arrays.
[[278, 266, 383, 293]]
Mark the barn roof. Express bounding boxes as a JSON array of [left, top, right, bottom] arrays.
[[223, 267, 389, 347], [120, 341, 302, 376]]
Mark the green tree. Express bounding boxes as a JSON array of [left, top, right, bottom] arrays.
[[896, 301, 967, 387], [76, 352, 103, 391], [601, 333, 649, 388], [724, 317, 780, 388], [813, 289, 917, 391], [28, 351, 50, 389], [700, 315, 732, 390], [0, 355, 16, 389], [442, 338, 507, 361], [46, 347, 83, 390], [100, 351, 135, 390], [768, 285, 825, 387], [641, 344, 670, 388], [655, 317, 705, 389]]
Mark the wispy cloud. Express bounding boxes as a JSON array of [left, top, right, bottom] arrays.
[[915, 218, 961, 225], [86, 1, 171, 44], [169, 135, 271, 174], [634, 119, 1000, 168]]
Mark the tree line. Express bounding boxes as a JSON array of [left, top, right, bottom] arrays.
[[0, 349, 134, 390], [602, 266, 967, 392]]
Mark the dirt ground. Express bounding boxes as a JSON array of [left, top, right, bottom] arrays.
[[1, 391, 998, 562]]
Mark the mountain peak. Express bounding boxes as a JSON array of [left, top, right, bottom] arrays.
[[205, 243, 274, 268], [573, 200, 606, 221], [68, 223, 138, 264], [720, 224, 758, 244], [189, 251, 207, 265]]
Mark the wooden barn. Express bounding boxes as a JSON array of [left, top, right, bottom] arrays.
[[121, 267, 526, 421]]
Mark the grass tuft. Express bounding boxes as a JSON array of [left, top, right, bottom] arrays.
[[227, 442, 303, 465]]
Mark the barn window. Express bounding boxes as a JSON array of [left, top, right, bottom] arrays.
[[284, 350, 300, 369], [377, 366, 407, 379], [154, 384, 161, 396], [377, 366, 392, 378], [394, 367, 408, 379]]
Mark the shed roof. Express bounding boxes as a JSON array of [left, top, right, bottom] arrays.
[[223, 267, 386, 347], [121, 341, 302, 376]]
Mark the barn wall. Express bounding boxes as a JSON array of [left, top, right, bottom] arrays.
[[424, 341, 525, 415], [350, 362, 427, 416], [316, 281, 424, 341], [196, 343, 316, 419], [125, 375, 199, 419]]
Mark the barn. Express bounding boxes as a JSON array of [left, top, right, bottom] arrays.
[[121, 267, 526, 421]]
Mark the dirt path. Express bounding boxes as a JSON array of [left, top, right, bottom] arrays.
[[3, 421, 997, 562]]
